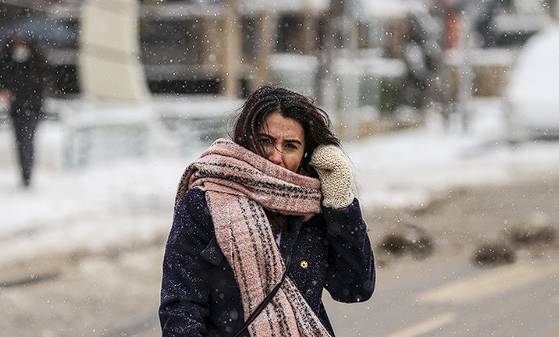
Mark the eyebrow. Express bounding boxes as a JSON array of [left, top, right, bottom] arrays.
[[257, 133, 303, 145], [284, 138, 303, 145]]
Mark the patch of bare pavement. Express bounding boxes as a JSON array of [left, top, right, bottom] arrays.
[[0, 245, 164, 337], [1, 178, 559, 336]]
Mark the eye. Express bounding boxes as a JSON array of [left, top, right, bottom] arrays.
[[258, 137, 273, 145], [284, 142, 299, 151]]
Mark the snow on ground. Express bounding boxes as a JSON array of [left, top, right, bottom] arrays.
[[349, 98, 559, 209], [0, 120, 201, 266], [2, 97, 559, 266]]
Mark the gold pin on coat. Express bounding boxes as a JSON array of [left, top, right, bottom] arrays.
[[300, 260, 308, 269]]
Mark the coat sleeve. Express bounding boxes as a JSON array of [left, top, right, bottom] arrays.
[[323, 198, 375, 303], [159, 188, 214, 337]]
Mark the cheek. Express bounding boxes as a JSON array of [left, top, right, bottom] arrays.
[[284, 151, 305, 172]]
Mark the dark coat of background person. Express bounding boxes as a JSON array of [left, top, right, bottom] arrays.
[[0, 37, 47, 187], [160, 187, 375, 337]]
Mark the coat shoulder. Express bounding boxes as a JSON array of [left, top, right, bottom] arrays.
[[172, 187, 214, 244], [176, 187, 210, 218]]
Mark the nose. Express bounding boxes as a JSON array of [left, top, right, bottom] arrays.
[[267, 147, 283, 166]]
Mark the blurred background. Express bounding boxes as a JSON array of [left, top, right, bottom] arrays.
[[1, 0, 559, 336]]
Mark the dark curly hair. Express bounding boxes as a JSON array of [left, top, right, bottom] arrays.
[[233, 85, 340, 176]]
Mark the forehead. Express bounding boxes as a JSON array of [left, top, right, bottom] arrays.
[[260, 111, 304, 139]]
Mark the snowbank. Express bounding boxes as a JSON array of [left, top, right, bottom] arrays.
[[506, 24, 559, 102]]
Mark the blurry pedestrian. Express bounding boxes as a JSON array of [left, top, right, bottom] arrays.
[[402, 12, 444, 111], [159, 86, 375, 337], [0, 34, 47, 188]]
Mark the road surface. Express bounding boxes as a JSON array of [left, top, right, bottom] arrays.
[[1, 178, 558, 337]]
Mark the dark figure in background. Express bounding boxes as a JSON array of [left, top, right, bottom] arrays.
[[475, 0, 506, 48], [402, 12, 443, 111], [0, 35, 47, 188]]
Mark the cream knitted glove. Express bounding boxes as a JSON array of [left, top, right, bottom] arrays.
[[310, 145, 354, 209]]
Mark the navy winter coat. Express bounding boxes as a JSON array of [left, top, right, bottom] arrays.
[[160, 187, 375, 337]]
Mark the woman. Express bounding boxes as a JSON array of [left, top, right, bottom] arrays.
[[159, 86, 375, 337]]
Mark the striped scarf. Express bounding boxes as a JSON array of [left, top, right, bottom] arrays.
[[176, 139, 332, 337]]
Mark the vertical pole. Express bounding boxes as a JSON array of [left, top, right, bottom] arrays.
[[206, 16, 221, 79], [457, 2, 473, 133], [222, 0, 240, 97], [315, 8, 331, 106], [254, 12, 274, 89], [302, 12, 316, 55], [317, 0, 343, 103]]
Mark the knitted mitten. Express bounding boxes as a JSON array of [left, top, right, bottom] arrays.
[[310, 145, 354, 209]]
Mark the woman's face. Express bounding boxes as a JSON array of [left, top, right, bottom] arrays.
[[257, 111, 305, 172]]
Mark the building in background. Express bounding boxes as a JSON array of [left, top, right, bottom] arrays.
[[0, 0, 333, 98], [1, 0, 555, 104], [0, 1, 438, 101]]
